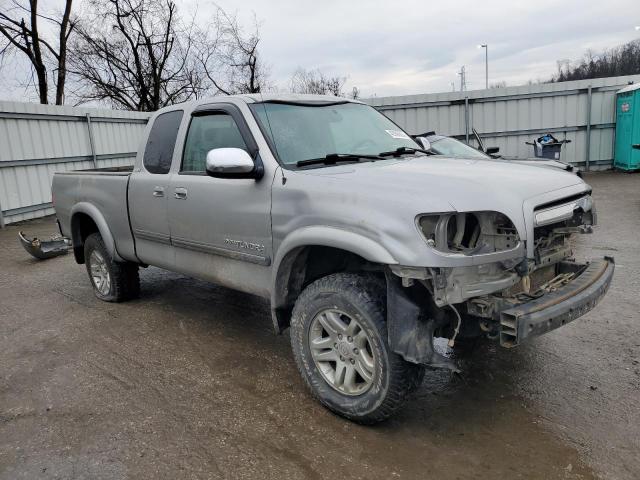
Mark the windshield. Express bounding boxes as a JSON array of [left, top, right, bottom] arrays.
[[250, 102, 419, 166], [429, 137, 489, 159]]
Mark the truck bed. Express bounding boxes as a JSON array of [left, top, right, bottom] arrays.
[[52, 167, 137, 262]]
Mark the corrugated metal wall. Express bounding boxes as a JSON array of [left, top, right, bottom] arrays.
[[367, 74, 640, 170], [0, 101, 150, 226], [2, 74, 639, 226]]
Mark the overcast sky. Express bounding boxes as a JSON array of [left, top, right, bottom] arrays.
[[198, 0, 640, 97], [1, 0, 639, 102]]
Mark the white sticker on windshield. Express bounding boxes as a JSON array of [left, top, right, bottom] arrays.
[[385, 129, 411, 140]]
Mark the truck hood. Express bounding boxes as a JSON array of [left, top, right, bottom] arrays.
[[298, 155, 586, 213], [277, 155, 590, 267]]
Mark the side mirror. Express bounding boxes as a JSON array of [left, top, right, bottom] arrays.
[[485, 146, 500, 154], [205, 148, 258, 179], [415, 137, 431, 151]]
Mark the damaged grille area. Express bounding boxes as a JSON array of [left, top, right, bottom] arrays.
[[465, 194, 596, 322], [533, 194, 595, 266]]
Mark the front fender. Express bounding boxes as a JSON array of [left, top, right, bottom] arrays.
[[70, 202, 122, 263], [269, 226, 398, 332], [273, 225, 397, 278]]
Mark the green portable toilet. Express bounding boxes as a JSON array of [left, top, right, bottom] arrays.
[[614, 83, 640, 171]]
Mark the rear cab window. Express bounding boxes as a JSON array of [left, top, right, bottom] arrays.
[[143, 110, 184, 174]]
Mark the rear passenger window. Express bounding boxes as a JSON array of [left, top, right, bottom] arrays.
[[143, 110, 184, 174], [181, 113, 248, 172]]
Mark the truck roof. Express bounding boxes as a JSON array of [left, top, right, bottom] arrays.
[[153, 93, 363, 116], [238, 93, 363, 104]]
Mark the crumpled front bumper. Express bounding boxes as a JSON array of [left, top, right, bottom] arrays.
[[499, 257, 614, 347]]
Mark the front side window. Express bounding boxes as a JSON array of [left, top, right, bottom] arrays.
[[181, 113, 248, 172], [250, 102, 418, 166], [143, 110, 184, 174]]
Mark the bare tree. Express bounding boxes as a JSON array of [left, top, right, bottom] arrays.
[[0, 0, 76, 104], [199, 8, 270, 95], [69, 0, 203, 111], [68, 1, 269, 110], [290, 68, 347, 96]]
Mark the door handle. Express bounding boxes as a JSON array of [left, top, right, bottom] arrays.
[[153, 186, 165, 197], [174, 187, 188, 200]]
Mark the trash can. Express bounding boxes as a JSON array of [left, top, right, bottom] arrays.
[[614, 83, 640, 171], [525, 134, 571, 160]]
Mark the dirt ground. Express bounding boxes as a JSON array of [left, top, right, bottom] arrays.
[[0, 171, 638, 480]]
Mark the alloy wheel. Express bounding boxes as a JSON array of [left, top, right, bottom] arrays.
[[308, 309, 376, 396]]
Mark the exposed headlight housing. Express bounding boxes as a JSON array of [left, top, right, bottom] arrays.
[[418, 211, 520, 255]]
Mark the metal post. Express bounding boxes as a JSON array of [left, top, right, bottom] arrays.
[[464, 96, 470, 144], [485, 45, 489, 90], [478, 44, 488, 89], [86, 113, 98, 168], [585, 85, 592, 172], [0, 198, 5, 229]]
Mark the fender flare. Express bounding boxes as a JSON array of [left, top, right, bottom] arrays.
[[70, 202, 123, 263], [270, 226, 397, 332]]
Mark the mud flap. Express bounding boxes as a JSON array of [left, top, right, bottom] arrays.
[[385, 273, 459, 371], [18, 231, 72, 260]]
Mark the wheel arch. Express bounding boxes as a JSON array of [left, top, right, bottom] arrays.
[[70, 203, 121, 264], [270, 226, 397, 334]]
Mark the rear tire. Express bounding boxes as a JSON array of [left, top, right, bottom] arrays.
[[290, 273, 424, 424], [84, 233, 139, 302]]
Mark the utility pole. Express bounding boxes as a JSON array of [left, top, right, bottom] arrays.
[[478, 44, 488, 89], [458, 66, 466, 92]]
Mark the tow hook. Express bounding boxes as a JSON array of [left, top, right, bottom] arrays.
[[18, 231, 72, 260]]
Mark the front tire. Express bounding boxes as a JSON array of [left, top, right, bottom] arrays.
[[84, 233, 139, 302], [290, 273, 424, 424]]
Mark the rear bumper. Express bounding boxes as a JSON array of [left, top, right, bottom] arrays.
[[499, 257, 614, 347]]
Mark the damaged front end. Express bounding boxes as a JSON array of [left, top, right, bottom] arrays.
[[386, 193, 613, 370]]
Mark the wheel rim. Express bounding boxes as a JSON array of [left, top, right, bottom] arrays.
[[89, 250, 111, 295], [308, 309, 376, 396]]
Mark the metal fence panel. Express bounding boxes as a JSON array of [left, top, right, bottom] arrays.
[[2, 76, 639, 225], [367, 74, 640, 170], [0, 101, 149, 226]]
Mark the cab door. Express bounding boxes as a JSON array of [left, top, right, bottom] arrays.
[[129, 109, 183, 269], [167, 104, 273, 297]]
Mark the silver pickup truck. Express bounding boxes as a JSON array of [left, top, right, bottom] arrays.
[[53, 94, 614, 424]]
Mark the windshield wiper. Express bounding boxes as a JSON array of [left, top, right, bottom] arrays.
[[378, 146, 433, 157], [296, 153, 382, 168]]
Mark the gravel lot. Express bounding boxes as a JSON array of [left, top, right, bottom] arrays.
[[1, 170, 638, 480]]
